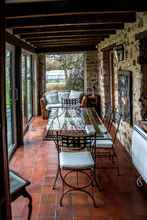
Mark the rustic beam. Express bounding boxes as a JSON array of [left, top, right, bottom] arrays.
[[33, 41, 99, 47], [32, 43, 99, 48], [6, 1, 147, 18], [6, 32, 36, 52], [32, 41, 99, 49], [13, 23, 124, 35], [21, 30, 115, 40], [26, 35, 109, 42], [36, 45, 97, 53], [29, 38, 101, 45], [6, 12, 136, 28]]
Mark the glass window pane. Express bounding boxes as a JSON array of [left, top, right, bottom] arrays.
[[21, 53, 33, 131], [5, 49, 14, 154], [26, 55, 32, 121]]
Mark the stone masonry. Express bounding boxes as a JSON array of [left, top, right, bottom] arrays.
[[97, 12, 147, 153]]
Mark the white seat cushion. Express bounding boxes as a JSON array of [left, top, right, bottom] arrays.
[[45, 91, 59, 104], [59, 151, 94, 169], [96, 139, 113, 148]]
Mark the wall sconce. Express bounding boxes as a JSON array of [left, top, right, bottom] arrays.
[[115, 44, 124, 61]]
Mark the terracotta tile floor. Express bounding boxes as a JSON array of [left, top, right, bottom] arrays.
[[10, 117, 147, 220]]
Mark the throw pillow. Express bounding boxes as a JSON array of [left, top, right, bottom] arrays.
[[58, 91, 70, 103], [45, 92, 59, 104], [69, 90, 83, 99]]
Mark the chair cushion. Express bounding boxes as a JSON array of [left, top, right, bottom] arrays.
[[46, 103, 62, 110], [59, 151, 94, 169], [98, 124, 107, 134], [69, 90, 83, 99], [58, 91, 70, 103], [45, 91, 59, 104], [85, 124, 95, 135], [96, 139, 113, 148]]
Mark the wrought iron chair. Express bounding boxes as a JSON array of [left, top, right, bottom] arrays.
[[53, 131, 100, 207], [96, 111, 122, 175], [61, 97, 80, 108], [101, 106, 113, 132]]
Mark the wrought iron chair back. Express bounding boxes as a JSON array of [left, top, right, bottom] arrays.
[[96, 110, 122, 175], [102, 106, 113, 131], [56, 132, 96, 155], [109, 111, 122, 145], [61, 97, 80, 108]]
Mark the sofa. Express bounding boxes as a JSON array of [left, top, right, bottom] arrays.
[[40, 90, 83, 119]]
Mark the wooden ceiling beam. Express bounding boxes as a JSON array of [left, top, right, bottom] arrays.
[[34, 42, 97, 47], [6, 1, 147, 18], [25, 34, 110, 42], [32, 39, 99, 45], [6, 31, 35, 52], [33, 42, 98, 47], [28, 38, 102, 44], [13, 23, 124, 35], [6, 10, 135, 19], [35, 45, 97, 53], [20, 30, 115, 39], [6, 12, 136, 28]]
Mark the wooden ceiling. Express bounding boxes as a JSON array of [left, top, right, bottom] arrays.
[[5, 0, 147, 53]]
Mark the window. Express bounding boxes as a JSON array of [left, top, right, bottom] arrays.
[[5, 45, 16, 157], [21, 52, 33, 132], [45, 53, 84, 91]]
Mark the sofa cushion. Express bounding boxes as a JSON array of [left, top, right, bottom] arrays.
[[45, 91, 59, 104], [58, 91, 70, 103], [69, 90, 83, 99]]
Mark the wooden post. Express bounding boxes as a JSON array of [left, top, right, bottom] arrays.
[[37, 54, 46, 115], [0, 0, 12, 219], [15, 46, 24, 146]]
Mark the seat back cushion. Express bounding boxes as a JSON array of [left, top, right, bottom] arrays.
[[69, 90, 83, 99], [45, 91, 59, 104], [58, 91, 70, 103]]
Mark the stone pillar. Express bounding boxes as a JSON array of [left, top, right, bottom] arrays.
[[84, 50, 99, 95]]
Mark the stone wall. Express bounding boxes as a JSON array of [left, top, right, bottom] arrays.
[[84, 50, 99, 95], [97, 12, 147, 153]]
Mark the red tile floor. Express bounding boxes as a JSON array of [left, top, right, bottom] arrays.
[[10, 117, 147, 220]]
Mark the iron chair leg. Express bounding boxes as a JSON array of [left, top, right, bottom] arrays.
[[52, 167, 60, 189], [22, 190, 32, 220]]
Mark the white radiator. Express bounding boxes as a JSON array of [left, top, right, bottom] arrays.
[[132, 125, 147, 184]]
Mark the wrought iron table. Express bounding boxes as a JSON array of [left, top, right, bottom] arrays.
[[43, 107, 111, 141]]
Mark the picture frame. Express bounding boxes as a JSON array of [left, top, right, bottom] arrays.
[[118, 70, 133, 125]]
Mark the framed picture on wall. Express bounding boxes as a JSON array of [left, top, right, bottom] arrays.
[[118, 70, 133, 125]]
